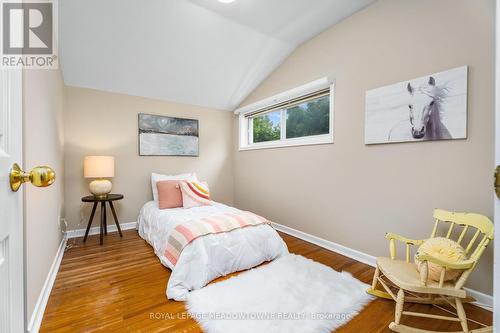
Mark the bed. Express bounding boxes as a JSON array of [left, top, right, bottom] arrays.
[[137, 200, 289, 301]]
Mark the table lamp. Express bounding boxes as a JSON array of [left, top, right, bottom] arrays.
[[84, 156, 114, 199]]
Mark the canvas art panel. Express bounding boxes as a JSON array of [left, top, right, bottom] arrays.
[[365, 66, 468, 145], [138, 113, 199, 156]]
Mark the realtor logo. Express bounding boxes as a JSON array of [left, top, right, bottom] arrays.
[[1, 1, 58, 68]]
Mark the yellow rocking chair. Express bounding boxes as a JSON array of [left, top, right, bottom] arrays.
[[367, 209, 494, 333]]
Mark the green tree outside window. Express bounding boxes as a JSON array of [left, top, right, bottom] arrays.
[[286, 96, 329, 139], [252, 114, 281, 143]]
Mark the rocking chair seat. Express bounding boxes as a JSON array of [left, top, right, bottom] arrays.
[[376, 257, 466, 298]]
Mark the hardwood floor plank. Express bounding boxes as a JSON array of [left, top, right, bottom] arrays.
[[40, 230, 492, 332]]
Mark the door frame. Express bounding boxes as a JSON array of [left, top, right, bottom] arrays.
[[2, 68, 24, 331], [494, 0, 499, 330]]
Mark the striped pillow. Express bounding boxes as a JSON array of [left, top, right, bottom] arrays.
[[179, 181, 212, 208]]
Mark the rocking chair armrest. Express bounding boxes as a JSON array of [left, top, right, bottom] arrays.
[[385, 232, 424, 246], [415, 252, 475, 270]]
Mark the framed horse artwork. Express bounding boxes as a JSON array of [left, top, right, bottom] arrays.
[[364, 66, 468, 145]]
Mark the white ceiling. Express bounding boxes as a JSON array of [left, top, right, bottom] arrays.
[[60, 0, 374, 110]]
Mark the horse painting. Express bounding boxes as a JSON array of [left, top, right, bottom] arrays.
[[388, 77, 452, 141], [365, 66, 467, 145]]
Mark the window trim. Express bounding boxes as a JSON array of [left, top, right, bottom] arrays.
[[236, 78, 334, 151]]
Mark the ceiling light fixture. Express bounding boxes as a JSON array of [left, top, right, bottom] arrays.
[[218, 0, 235, 3]]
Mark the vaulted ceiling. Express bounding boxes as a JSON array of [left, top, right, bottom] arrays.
[[60, 0, 374, 110]]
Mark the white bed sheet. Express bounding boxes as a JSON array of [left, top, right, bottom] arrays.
[[137, 201, 288, 300]]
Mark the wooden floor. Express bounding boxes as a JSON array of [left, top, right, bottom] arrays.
[[40, 230, 492, 332]]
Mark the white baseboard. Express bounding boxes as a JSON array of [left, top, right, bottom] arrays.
[[273, 223, 376, 267], [465, 288, 494, 312], [272, 222, 493, 311], [65, 221, 137, 239], [27, 235, 67, 333]]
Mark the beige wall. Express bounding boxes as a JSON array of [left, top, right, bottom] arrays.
[[24, 69, 65, 320], [234, 0, 495, 294], [64, 87, 234, 230]]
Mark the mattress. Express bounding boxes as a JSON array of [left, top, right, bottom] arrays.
[[137, 201, 288, 300]]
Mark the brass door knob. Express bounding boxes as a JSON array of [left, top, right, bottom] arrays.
[[9, 163, 56, 192]]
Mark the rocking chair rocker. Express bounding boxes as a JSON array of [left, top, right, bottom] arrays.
[[367, 209, 494, 333]]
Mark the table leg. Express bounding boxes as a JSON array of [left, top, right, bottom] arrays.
[[100, 202, 105, 245], [109, 201, 123, 237], [83, 202, 97, 243], [103, 202, 107, 235]]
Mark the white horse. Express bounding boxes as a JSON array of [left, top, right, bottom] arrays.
[[388, 77, 452, 141]]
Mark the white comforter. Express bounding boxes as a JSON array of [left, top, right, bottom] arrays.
[[137, 201, 288, 300]]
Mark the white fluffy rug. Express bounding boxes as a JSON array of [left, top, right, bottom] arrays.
[[186, 254, 373, 333]]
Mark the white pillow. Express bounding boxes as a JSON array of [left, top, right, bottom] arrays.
[[151, 172, 197, 202]]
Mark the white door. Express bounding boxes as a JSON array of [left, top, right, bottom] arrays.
[[0, 69, 24, 332], [495, 1, 500, 330]]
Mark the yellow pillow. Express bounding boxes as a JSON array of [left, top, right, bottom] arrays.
[[414, 237, 467, 282]]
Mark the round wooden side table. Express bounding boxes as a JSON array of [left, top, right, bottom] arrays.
[[81, 194, 124, 245]]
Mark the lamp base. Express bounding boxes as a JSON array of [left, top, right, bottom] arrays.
[[89, 179, 112, 198]]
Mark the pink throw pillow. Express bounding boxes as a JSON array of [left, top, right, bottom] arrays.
[[156, 180, 183, 209]]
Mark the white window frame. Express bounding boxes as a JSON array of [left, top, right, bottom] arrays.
[[235, 77, 334, 151]]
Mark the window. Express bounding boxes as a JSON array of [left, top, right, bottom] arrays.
[[237, 78, 334, 150], [285, 94, 329, 139], [251, 110, 281, 143]]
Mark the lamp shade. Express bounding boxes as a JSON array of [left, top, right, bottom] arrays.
[[84, 156, 114, 178]]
